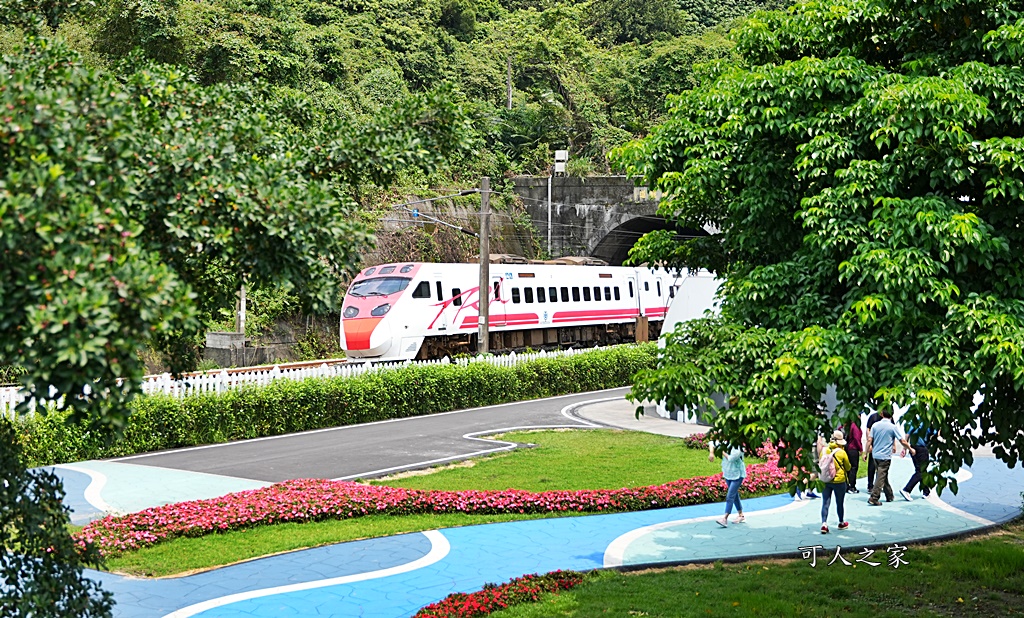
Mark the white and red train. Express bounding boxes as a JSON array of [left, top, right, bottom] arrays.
[[340, 261, 696, 361]]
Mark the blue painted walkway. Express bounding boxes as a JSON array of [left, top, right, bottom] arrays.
[[46, 400, 1024, 618]]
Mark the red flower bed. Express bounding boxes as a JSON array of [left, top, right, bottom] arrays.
[[414, 570, 591, 618], [75, 441, 787, 557]]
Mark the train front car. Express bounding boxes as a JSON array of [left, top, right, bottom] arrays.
[[340, 263, 423, 361]]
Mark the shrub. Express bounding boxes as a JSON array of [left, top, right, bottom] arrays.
[[414, 570, 592, 618], [16, 345, 657, 467]]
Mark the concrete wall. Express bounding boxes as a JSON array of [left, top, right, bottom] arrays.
[[512, 176, 665, 264], [204, 321, 309, 368]]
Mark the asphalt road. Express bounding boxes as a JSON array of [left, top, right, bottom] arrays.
[[113, 388, 630, 482]]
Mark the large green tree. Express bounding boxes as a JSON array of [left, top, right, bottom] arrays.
[[615, 0, 1024, 490], [0, 26, 470, 613]]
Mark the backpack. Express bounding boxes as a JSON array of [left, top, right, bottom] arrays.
[[818, 446, 838, 483]]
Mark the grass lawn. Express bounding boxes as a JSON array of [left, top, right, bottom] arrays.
[[368, 429, 732, 491], [490, 521, 1024, 618], [105, 430, 732, 577]]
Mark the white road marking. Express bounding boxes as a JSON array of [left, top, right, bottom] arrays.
[[925, 468, 995, 526], [53, 463, 120, 516], [332, 396, 619, 480], [603, 500, 811, 567], [161, 530, 451, 618]]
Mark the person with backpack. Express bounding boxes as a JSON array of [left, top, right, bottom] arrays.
[[819, 429, 853, 534]]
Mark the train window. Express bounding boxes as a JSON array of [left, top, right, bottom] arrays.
[[604, 286, 611, 300], [525, 287, 534, 303], [629, 281, 634, 297], [512, 287, 521, 304], [614, 286, 621, 300], [400, 265, 414, 273], [593, 286, 601, 300], [669, 285, 675, 299], [644, 282, 650, 291], [412, 281, 431, 298], [436, 281, 443, 301], [536, 287, 546, 302], [657, 281, 662, 296], [583, 287, 591, 301], [493, 281, 500, 300], [550, 287, 558, 302], [452, 288, 462, 306], [350, 276, 412, 297], [572, 287, 581, 302], [560, 287, 569, 302], [380, 266, 396, 275], [364, 267, 376, 276]]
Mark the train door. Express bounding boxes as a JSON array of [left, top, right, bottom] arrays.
[[655, 276, 665, 315], [627, 275, 641, 316], [433, 274, 448, 332], [489, 275, 507, 327], [638, 271, 659, 316]]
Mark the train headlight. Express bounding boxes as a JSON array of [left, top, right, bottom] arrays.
[[343, 306, 359, 318], [370, 303, 391, 317]]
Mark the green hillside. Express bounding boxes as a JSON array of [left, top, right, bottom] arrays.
[[2, 0, 785, 177]]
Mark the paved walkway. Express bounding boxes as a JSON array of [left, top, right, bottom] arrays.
[[49, 396, 1023, 618]]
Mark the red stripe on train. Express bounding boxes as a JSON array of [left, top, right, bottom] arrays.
[[459, 314, 540, 328], [552, 308, 641, 321]]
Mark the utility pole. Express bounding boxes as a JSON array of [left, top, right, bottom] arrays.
[[547, 173, 552, 256], [506, 57, 512, 110], [236, 284, 247, 335], [478, 177, 490, 355]]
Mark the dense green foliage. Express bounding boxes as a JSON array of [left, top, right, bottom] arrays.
[[1, 0, 767, 176], [14, 345, 657, 467], [0, 421, 112, 618], [615, 0, 1024, 488]]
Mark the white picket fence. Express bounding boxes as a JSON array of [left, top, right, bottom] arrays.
[[1, 346, 609, 419]]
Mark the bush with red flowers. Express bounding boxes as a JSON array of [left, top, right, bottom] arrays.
[[681, 432, 710, 450], [413, 570, 591, 618], [74, 441, 788, 558]]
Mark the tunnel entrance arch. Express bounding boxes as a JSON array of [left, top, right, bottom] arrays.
[[591, 217, 710, 266]]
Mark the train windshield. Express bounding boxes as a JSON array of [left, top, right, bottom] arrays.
[[348, 277, 412, 297]]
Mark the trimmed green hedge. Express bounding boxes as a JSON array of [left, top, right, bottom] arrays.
[[15, 344, 656, 468]]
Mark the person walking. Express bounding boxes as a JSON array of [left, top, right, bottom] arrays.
[[864, 410, 882, 492], [820, 429, 853, 533], [901, 421, 933, 500], [864, 409, 914, 506], [794, 437, 821, 500], [709, 442, 746, 527], [844, 419, 863, 493]]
